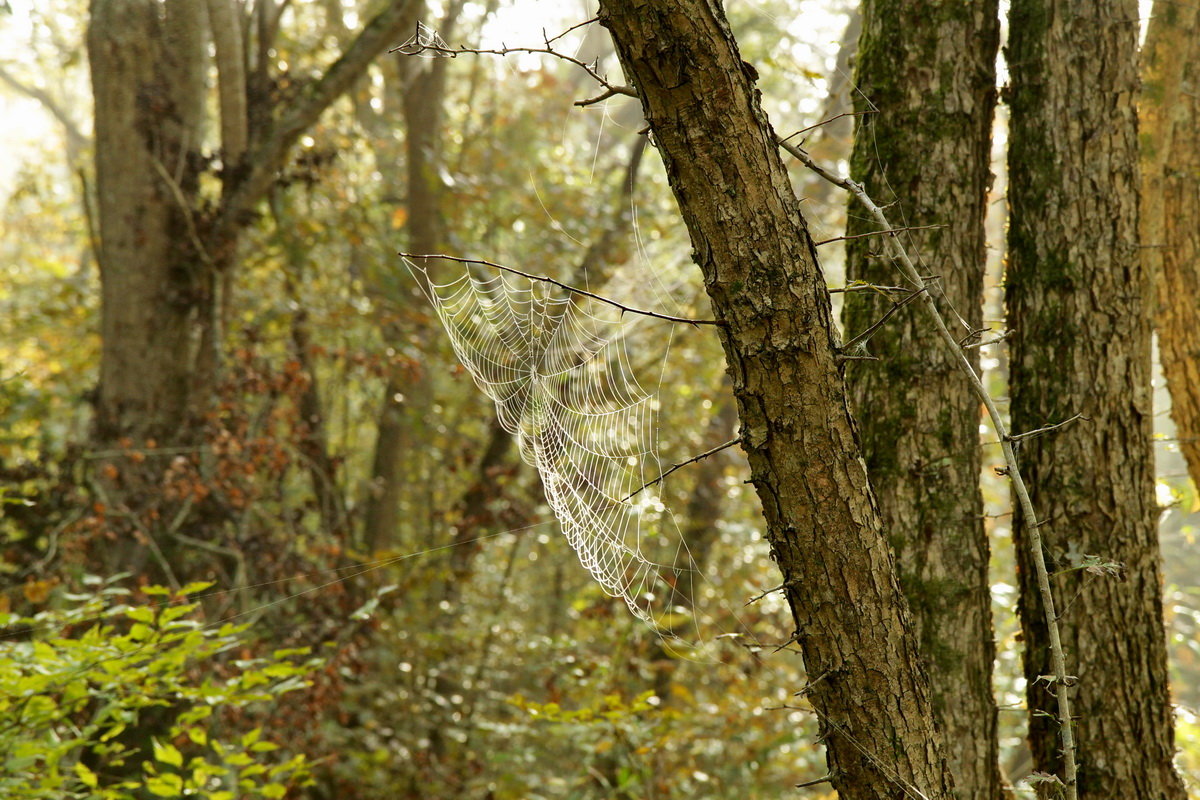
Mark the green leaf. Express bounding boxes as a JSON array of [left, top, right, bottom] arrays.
[[152, 738, 183, 768], [74, 761, 99, 788], [145, 773, 184, 796]]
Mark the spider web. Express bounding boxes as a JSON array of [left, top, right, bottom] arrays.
[[405, 257, 698, 628]]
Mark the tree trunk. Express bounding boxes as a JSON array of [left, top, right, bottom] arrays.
[[89, 0, 209, 446], [843, 2, 1003, 797], [362, 0, 460, 552], [1006, 1, 1185, 796], [599, 2, 954, 797], [89, 0, 419, 449], [1142, 1, 1200, 495]]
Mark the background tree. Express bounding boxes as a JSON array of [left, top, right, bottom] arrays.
[[1006, 0, 1186, 796], [1142, 0, 1200, 495], [87, 0, 418, 447], [843, 2, 1003, 796]]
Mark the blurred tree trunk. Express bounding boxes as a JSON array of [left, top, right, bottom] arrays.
[[842, 2, 1003, 797], [1006, 1, 1185, 797], [363, 0, 463, 552], [1142, 1, 1200, 494], [89, 0, 209, 446], [600, 2, 954, 797], [87, 0, 418, 448]]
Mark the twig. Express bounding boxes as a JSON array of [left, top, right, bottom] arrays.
[[544, 17, 598, 46], [962, 331, 1011, 349], [1006, 413, 1087, 444], [796, 774, 833, 790], [780, 136, 1080, 800], [390, 38, 636, 107], [621, 437, 741, 502], [744, 577, 797, 605], [399, 253, 724, 327], [838, 288, 924, 354], [827, 283, 911, 294], [781, 109, 876, 142], [814, 224, 945, 247], [150, 157, 216, 272]]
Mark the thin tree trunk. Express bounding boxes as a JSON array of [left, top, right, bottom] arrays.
[[362, 0, 462, 552], [843, 2, 1003, 797], [1142, 1, 1200, 494], [599, 2, 954, 797], [1006, 1, 1185, 796]]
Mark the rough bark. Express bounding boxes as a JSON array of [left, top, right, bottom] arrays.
[[1142, 1, 1200, 495], [843, 2, 1003, 798], [1006, 2, 1185, 797], [599, 2, 954, 797]]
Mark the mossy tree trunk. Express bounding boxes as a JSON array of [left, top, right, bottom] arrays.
[[599, 1, 954, 797], [1006, 1, 1186, 796], [1142, 1, 1200, 496], [843, 2, 1004, 798]]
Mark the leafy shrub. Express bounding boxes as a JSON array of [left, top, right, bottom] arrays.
[[0, 577, 318, 799]]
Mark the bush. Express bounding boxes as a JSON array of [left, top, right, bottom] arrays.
[[0, 577, 319, 799]]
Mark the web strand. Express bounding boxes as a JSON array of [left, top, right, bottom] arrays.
[[405, 256, 698, 627]]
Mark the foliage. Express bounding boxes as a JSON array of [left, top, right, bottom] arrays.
[[0, 578, 318, 799]]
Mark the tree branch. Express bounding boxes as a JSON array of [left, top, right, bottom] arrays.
[[217, 0, 420, 243], [391, 34, 637, 107], [0, 64, 89, 155], [621, 437, 741, 502], [398, 252, 725, 327]]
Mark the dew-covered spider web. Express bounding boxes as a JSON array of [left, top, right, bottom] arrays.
[[404, 257, 701, 630]]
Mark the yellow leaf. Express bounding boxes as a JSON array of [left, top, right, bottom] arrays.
[[391, 207, 409, 229], [23, 579, 52, 604]]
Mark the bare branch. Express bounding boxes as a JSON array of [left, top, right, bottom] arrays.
[[814, 224, 945, 247], [0, 63, 89, 155], [781, 109, 875, 143], [391, 37, 636, 105], [827, 282, 911, 294], [1007, 413, 1088, 444], [838, 288, 924, 354], [545, 16, 599, 46], [621, 436, 741, 502], [399, 252, 725, 327]]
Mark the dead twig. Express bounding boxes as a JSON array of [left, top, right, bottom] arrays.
[[399, 253, 724, 327], [815, 224, 945, 247], [1006, 413, 1088, 444], [621, 437, 741, 502], [838, 287, 925, 355]]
